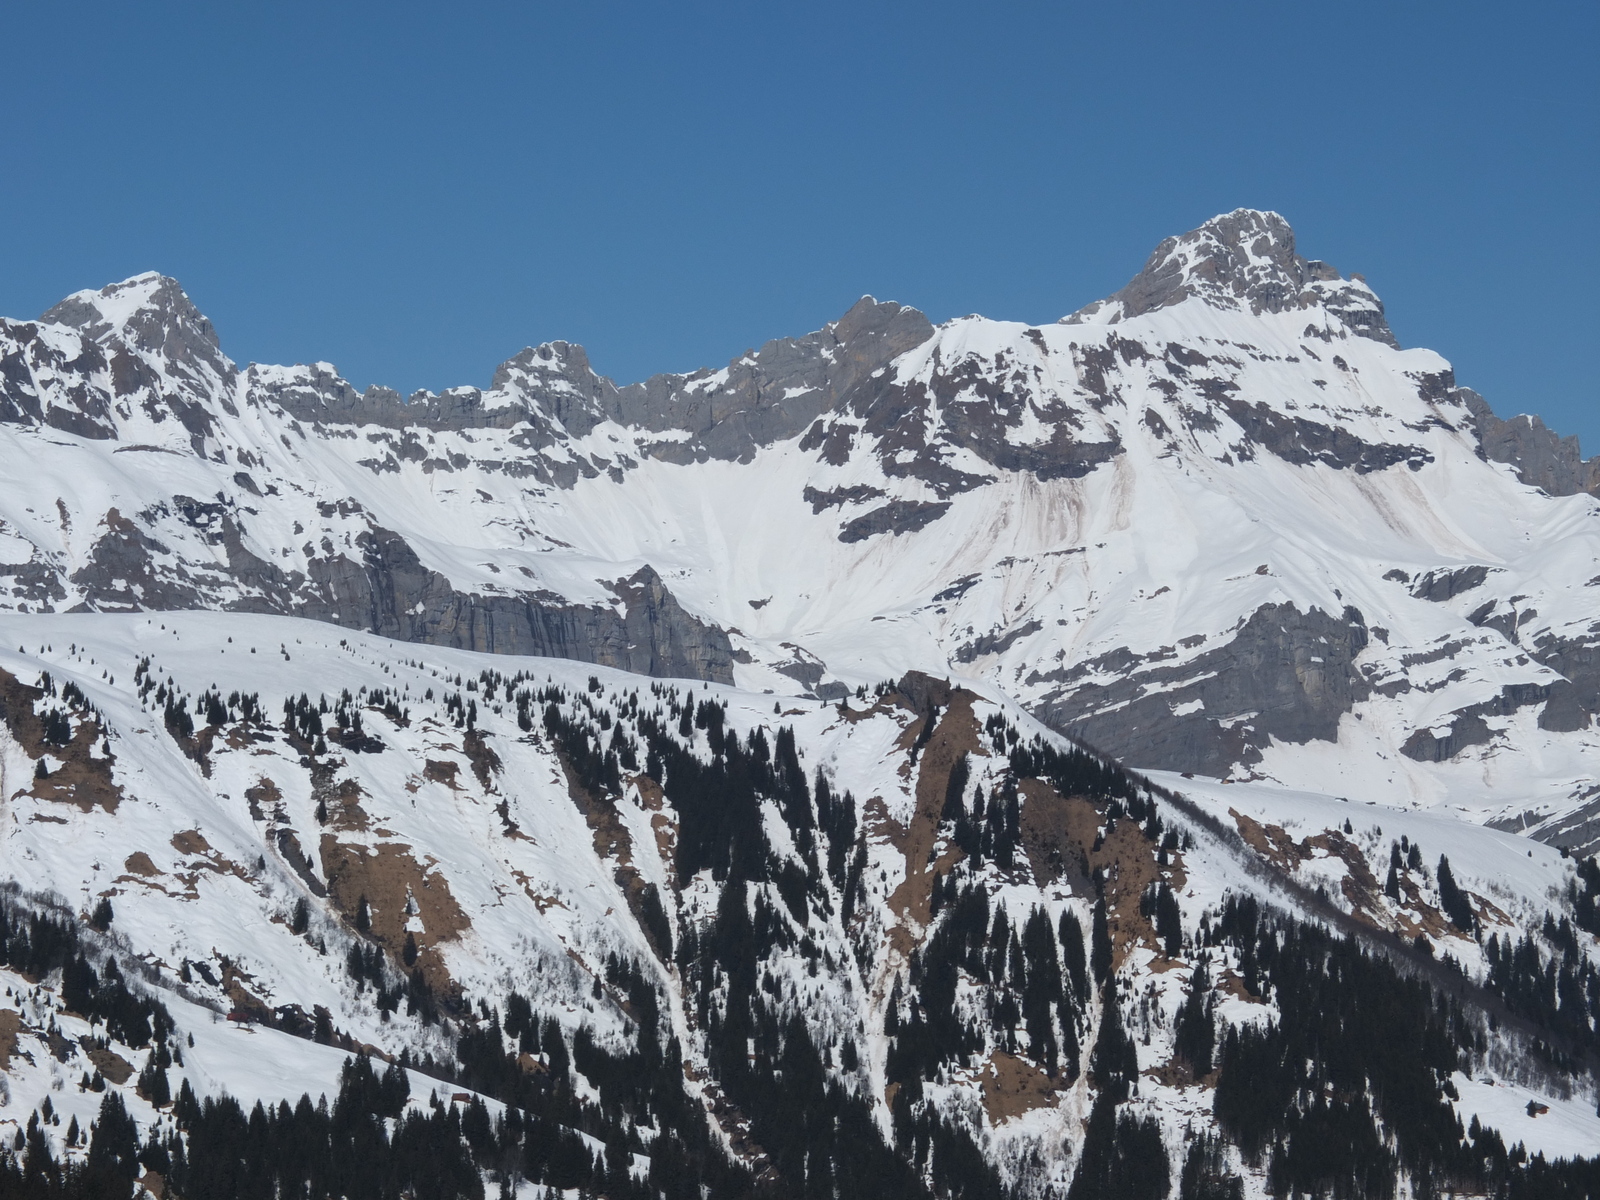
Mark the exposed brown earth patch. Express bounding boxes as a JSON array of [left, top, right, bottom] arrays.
[[1229, 809, 1487, 938], [1095, 818, 1163, 968], [169, 829, 252, 890], [0, 668, 123, 814], [1019, 779, 1164, 966], [1018, 779, 1097, 893], [462, 731, 502, 792], [423, 759, 460, 788], [220, 958, 275, 1022], [883, 688, 985, 960], [318, 837, 469, 993], [83, 1041, 134, 1084], [123, 852, 161, 878], [552, 754, 670, 959], [311, 764, 371, 833], [980, 1049, 1063, 1122], [1146, 1057, 1219, 1090], [1218, 968, 1266, 1005], [245, 777, 282, 822], [509, 869, 568, 914], [1231, 810, 1301, 872], [0, 1008, 22, 1072], [832, 695, 899, 726], [171, 829, 211, 856]]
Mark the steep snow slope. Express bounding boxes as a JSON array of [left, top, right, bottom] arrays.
[[0, 613, 1597, 1197], [0, 211, 1595, 858]]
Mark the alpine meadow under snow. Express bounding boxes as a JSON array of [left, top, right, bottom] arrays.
[[0, 210, 1597, 1199]]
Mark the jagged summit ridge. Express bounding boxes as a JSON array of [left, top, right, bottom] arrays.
[[41, 271, 234, 381], [1062, 208, 1397, 346]]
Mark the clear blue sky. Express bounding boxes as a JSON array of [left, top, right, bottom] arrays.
[[4, 2, 1596, 449]]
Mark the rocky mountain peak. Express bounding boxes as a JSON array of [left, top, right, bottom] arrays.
[[1063, 208, 1397, 346], [41, 271, 236, 386]]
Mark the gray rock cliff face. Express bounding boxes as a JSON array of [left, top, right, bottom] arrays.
[[1031, 603, 1371, 778], [1457, 387, 1600, 497], [62, 501, 735, 682]]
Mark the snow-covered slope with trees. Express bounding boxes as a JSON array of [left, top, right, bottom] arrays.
[[0, 613, 1596, 1198], [1, 210, 1598, 1198]]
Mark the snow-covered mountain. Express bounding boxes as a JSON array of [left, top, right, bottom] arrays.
[[2, 210, 1599, 1198], [1, 210, 1596, 856]]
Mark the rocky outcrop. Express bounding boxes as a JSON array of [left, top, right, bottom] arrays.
[[1031, 603, 1371, 777], [1061, 209, 1399, 347], [838, 500, 951, 543], [250, 298, 936, 465], [1457, 387, 1600, 497], [64, 506, 734, 682], [1409, 565, 1491, 602], [294, 536, 733, 682], [1492, 784, 1600, 858], [613, 297, 936, 462], [1223, 397, 1430, 473]]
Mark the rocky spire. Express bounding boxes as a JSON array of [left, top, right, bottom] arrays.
[[42, 272, 236, 387], [1062, 208, 1398, 346]]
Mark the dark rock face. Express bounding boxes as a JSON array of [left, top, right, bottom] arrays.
[[1061, 209, 1399, 347], [1458, 387, 1600, 497], [1411, 565, 1490, 602], [1398, 682, 1578, 762], [0, 319, 117, 439], [955, 620, 1043, 664], [255, 299, 938, 467], [1031, 603, 1370, 777], [64, 505, 734, 682], [1223, 398, 1430, 473], [1493, 784, 1600, 857], [1527, 629, 1600, 724], [35, 274, 237, 452], [837, 500, 951, 543], [294, 539, 734, 683], [614, 298, 936, 462]]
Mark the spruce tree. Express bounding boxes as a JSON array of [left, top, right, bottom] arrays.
[[1090, 899, 1113, 987]]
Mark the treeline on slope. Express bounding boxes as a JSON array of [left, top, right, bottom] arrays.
[[0, 886, 753, 1200], [30, 671, 106, 755], [0, 890, 171, 1050], [0, 1055, 481, 1200], [893, 881, 1087, 1083], [544, 679, 1007, 1200], [1207, 894, 1600, 1200], [1376, 832, 1599, 1057], [14, 666, 1600, 1200]]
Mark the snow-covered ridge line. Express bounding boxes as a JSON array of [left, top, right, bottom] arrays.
[[0, 209, 1597, 861]]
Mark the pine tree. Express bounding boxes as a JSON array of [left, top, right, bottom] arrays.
[[1090, 991, 1139, 1102], [1090, 899, 1113, 987], [1174, 959, 1215, 1077], [85, 1090, 141, 1193], [1437, 855, 1475, 932], [1060, 910, 1088, 1001]]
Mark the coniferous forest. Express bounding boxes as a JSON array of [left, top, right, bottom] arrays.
[[2, 666, 1598, 1200]]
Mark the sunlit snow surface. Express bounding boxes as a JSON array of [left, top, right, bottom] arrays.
[[1, 277, 1595, 838]]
